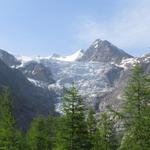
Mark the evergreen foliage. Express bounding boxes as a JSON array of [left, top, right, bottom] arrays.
[[27, 115, 55, 150], [87, 108, 97, 150], [119, 64, 150, 150], [0, 88, 23, 150], [94, 112, 118, 150], [55, 86, 90, 150]]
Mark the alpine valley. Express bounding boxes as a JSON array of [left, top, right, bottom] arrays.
[[0, 39, 150, 129]]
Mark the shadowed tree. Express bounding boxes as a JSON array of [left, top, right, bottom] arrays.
[[0, 88, 23, 150]]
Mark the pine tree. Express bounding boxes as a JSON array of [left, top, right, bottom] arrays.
[[45, 115, 56, 149], [0, 88, 23, 150], [119, 65, 150, 150], [87, 108, 97, 150], [27, 114, 55, 150], [55, 86, 90, 150], [94, 112, 118, 150]]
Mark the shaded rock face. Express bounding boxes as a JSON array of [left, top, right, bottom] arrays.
[[104, 66, 124, 86], [19, 62, 55, 84], [79, 39, 133, 64], [139, 54, 150, 73], [0, 59, 56, 131], [0, 49, 20, 67], [144, 63, 150, 73], [97, 58, 150, 112], [97, 69, 131, 112]]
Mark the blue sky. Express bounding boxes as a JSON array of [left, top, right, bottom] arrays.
[[0, 0, 149, 56]]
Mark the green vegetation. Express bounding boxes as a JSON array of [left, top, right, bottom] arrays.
[[118, 65, 150, 150], [54, 86, 90, 150], [94, 112, 118, 150], [0, 64, 149, 150], [27, 115, 55, 150], [0, 88, 24, 150]]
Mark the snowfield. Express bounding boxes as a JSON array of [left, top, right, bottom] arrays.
[[16, 53, 119, 109], [16, 50, 150, 112]]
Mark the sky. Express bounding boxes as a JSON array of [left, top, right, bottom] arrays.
[[0, 0, 150, 57]]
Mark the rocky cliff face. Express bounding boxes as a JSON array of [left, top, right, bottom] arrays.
[[0, 49, 20, 67], [0, 59, 56, 130], [97, 55, 150, 112], [19, 61, 55, 84], [79, 39, 133, 64]]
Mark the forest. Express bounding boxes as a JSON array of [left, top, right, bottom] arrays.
[[0, 65, 150, 150]]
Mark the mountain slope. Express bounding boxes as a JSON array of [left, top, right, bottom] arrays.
[[0, 59, 56, 130], [79, 39, 133, 64], [97, 55, 150, 112], [7, 40, 136, 112], [43, 49, 84, 62], [0, 49, 21, 67], [19, 61, 55, 84], [0, 39, 149, 117]]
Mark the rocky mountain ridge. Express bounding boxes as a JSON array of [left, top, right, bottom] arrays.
[[78, 39, 133, 64], [0, 39, 149, 115]]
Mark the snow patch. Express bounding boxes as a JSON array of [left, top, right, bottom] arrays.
[[16, 49, 84, 64], [27, 78, 47, 88], [49, 49, 84, 62], [119, 58, 139, 70], [17, 56, 33, 63]]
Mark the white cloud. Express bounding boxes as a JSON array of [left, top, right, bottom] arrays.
[[75, 0, 150, 55]]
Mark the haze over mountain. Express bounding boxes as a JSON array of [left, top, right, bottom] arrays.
[[0, 39, 149, 128]]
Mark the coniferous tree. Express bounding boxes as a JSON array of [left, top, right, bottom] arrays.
[[87, 108, 97, 150], [27, 114, 55, 150], [0, 88, 23, 150], [119, 65, 150, 150], [45, 115, 56, 149], [55, 86, 90, 150], [94, 112, 118, 150]]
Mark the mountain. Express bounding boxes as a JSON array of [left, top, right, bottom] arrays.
[[97, 55, 150, 112], [0, 49, 21, 67], [18, 61, 55, 84], [47, 49, 84, 62], [0, 59, 56, 130], [79, 39, 133, 64], [11, 40, 131, 112], [0, 39, 149, 121]]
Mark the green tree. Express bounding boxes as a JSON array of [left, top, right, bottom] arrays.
[[55, 86, 90, 150], [45, 115, 56, 149], [27, 114, 55, 150], [119, 65, 150, 150], [0, 88, 23, 150], [87, 108, 97, 150], [94, 112, 118, 150]]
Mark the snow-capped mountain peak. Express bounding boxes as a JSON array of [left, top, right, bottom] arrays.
[[91, 39, 102, 48], [17, 56, 33, 63], [79, 39, 133, 64], [64, 49, 84, 61], [49, 49, 84, 62], [0, 39, 150, 114], [16, 49, 84, 64]]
